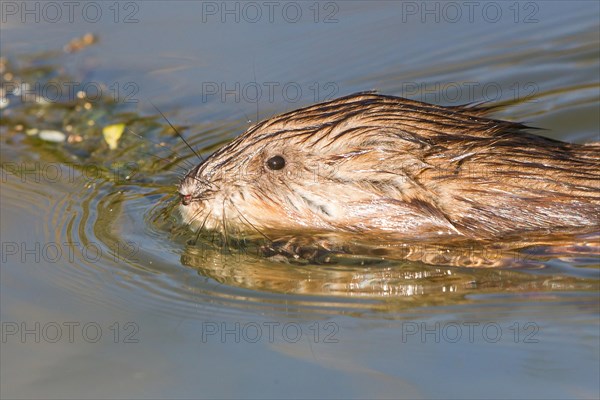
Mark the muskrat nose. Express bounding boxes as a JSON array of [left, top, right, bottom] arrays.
[[180, 194, 192, 206]]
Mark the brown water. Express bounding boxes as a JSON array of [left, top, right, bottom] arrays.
[[1, 2, 599, 399]]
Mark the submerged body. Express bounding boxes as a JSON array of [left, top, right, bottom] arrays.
[[178, 93, 599, 241]]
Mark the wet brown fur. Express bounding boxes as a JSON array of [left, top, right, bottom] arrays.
[[178, 92, 599, 240]]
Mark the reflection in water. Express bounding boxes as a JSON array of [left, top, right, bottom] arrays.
[[177, 230, 599, 301]]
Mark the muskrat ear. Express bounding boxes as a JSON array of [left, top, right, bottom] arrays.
[[266, 155, 286, 170]]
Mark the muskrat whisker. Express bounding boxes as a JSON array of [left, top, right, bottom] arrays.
[[198, 209, 213, 232], [185, 175, 216, 189], [186, 207, 205, 227], [139, 150, 192, 175], [191, 226, 203, 246], [193, 196, 215, 202], [126, 128, 195, 169], [221, 200, 232, 252], [190, 209, 212, 245], [252, 58, 260, 124], [148, 100, 204, 162], [230, 201, 272, 242]]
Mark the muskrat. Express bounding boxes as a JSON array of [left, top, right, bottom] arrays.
[[177, 92, 599, 242]]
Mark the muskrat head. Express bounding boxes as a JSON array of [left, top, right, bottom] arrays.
[[177, 131, 340, 235], [178, 92, 600, 240], [178, 92, 466, 238]]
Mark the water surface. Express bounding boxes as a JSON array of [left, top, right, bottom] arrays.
[[1, 2, 599, 399]]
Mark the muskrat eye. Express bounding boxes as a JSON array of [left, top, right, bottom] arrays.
[[266, 155, 286, 170]]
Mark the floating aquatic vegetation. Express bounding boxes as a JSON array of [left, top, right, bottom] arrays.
[[102, 123, 125, 150], [0, 37, 197, 179]]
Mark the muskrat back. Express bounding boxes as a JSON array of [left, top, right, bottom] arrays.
[[178, 92, 599, 241]]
